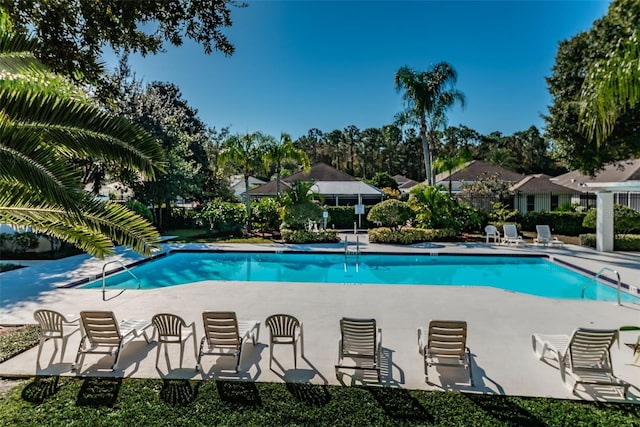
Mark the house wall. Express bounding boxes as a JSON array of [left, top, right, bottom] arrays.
[[513, 193, 572, 213]]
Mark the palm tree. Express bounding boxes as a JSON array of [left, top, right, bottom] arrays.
[[0, 30, 164, 258], [264, 132, 310, 196], [394, 63, 465, 186], [433, 149, 472, 195], [218, 131, 269, 229], [579, 31, 639, 145]]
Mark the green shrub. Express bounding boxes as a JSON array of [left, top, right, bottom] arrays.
[[583, 204, 640, 234], [326, 205, 372, 228], [367, 199, 413, 229], [124, 199, 153, 222], [521, 211, 587, 235], [168, 206, 201, 229], [368, 227, 456, 244], [252, 197, 281, 233], [281, 229, 340, 243], [282, 202, 323, 231], [579, 233, 640, 250], [0, 232, 39, 253], [197, 201, 246, 236]]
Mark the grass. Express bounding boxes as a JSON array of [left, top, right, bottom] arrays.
[[0, 330, 638, 426], [0, 377, 638, 426], [163, 229, 275, 244]]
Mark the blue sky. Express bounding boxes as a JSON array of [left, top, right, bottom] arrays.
[[104, 1, 611, 140]]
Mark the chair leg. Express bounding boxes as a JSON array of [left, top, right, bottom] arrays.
[[293, 342, 297, 369], [155, 342, 162, 368], [179, 341, 185, 368], [72, 337, 85, 371], [112, 345, 123, 370], [269, 341, 274, 369], [60, 338, 69, 363], [195, 337, 205, 371], [36, 338, 45, 364]]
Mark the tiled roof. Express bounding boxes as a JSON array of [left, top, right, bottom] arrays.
[[248, 180, 291, 195], [284, 162, 357, 182], [510, 174, 574, 193], [435, 160, 523, 183], [551, 159, 640, 192]]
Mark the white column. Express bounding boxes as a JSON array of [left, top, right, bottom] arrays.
[[596, 192, 614, 252]]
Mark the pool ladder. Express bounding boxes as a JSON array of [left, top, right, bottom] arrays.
[[581, 267, 622, 305], [101, 260, 141, 301], [344, 235, 360, 273]]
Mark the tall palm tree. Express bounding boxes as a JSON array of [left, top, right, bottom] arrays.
[[264, 132, 310, 196], [395, 63, 465, 185], [218, 131, 269, 229], [0, 30, 165, 258]]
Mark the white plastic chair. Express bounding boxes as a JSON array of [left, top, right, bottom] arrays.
[[484, 225, 500, 244], [33, 309, 79, 364], [152, 313, 197, 369], [265, 314, 304, 369], [534, 225, 564, 247]]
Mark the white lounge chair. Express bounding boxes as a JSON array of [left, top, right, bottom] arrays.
[[531, 328, 630, 397], [335, 317, 382, 381], [196, 311, 260, 372], [534, 225, 564, 247], [73, 311, 152, 371], [33, 309, 79, 364], [418, 320, 473, 386], [502, 224, 525, 246], [484, 225, 500, 244]]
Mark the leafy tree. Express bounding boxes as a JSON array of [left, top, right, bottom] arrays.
[[579, 0, 640, 145], [457, 173, 513, 212], [369, 172, 398, 191], [0, 30, 164, 258], [264, 132, 310, 196], [367, 199, 413, 230], [110, 78, 213, 228], [394, 63, 465, 185], [545, 0, 640, 174], [197, 200, 246, 236], [2, 0, 242, 82], [251, 197, 281, 233], [218, 132, 270, 229]]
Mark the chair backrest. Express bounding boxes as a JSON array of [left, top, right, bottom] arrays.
[[567, 328, 618, 370], [427, 320, 467, 358], [340, 317, 377, 359], [503, 224, 518, 239], [265, 314, 300, 338], [484, 225, 498, 236], [80, 311, 122, 346], [202, 311, 240, 347], [536, 225, 552, 239], [152, 313, 186, 339], [34, 309, 64, 337]]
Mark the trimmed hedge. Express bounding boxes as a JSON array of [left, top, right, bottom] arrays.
[[281, 229, 340, 243], [326, 206, 371, 229], [521, 211, 587, 235], [580, 233, 640, 251], [368, 227, 457, 244]]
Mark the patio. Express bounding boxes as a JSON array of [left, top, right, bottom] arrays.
[[1, 237, 639, 402]]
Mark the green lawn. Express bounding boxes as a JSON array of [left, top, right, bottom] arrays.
[[0, 377, 638, 426]]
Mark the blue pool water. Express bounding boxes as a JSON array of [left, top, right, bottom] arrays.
[[84, 252, 639, 302]]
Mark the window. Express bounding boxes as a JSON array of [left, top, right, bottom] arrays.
[[550, 195, 559, 211], [527, 195, 535, 212]]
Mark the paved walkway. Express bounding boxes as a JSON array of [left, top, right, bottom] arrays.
[[1, 236, 639, 402]]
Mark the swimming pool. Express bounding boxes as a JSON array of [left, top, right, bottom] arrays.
[[83, 251, 639, 302]]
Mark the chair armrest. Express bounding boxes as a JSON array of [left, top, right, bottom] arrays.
[[63, 314, 80, 324], [417, 327, 427, 354]]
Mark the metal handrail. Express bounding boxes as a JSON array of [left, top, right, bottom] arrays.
[[102, 260, 140, 301], [581, 267, 622, 305]]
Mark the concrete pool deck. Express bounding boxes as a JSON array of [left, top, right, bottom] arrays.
[[1, 236, 639, 402]]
